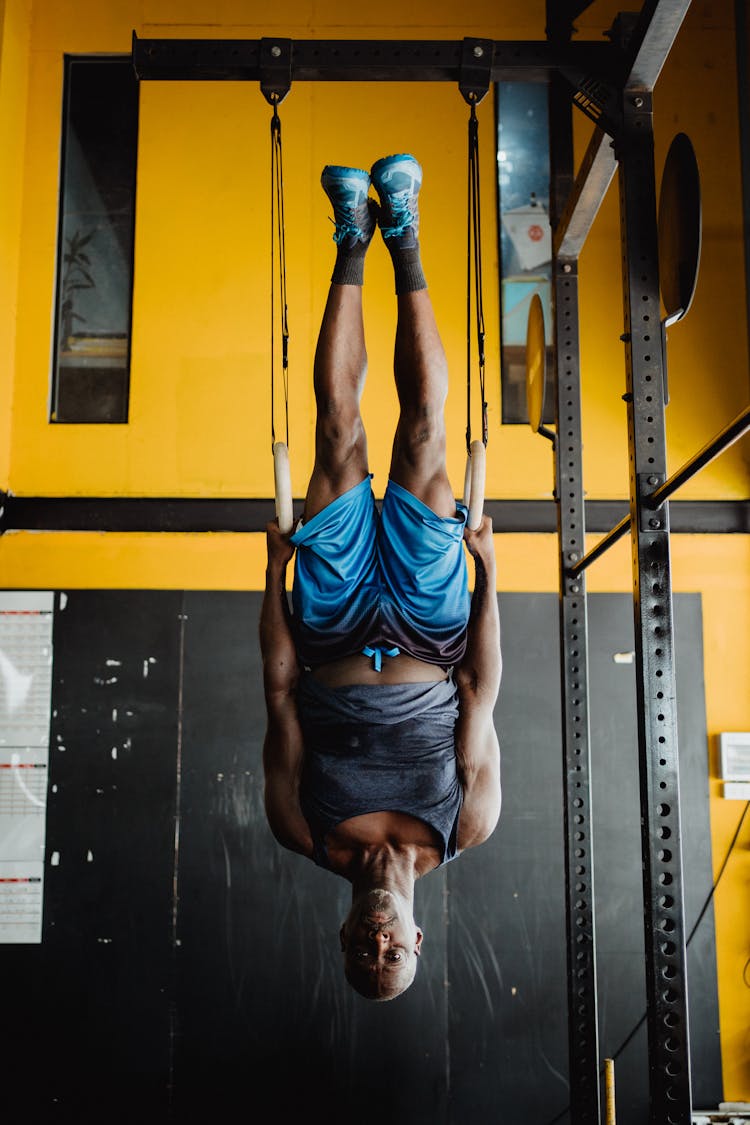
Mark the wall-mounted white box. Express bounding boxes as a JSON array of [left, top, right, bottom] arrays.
[[719, 732, 750, 782], [723, 781, 750, 801]]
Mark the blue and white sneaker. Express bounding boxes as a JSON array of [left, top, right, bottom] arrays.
[[320, 165, 375, 250], [370, 154, 422, 248]]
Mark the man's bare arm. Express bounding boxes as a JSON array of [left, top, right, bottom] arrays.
[[260, 524, 312, 856], [456, 515, 502, 702], [260, 523, 298, 698], [455, 516, 502, 849]]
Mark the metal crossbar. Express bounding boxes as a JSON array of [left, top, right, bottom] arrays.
[[569, 403, 750, 577], [132, 33, 614, 84]]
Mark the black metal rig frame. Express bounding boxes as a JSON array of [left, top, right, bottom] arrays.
[[4, 2, 750, 1121]]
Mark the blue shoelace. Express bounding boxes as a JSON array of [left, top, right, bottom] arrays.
[[380, 191, 415, 239], [329, 190, 372, 244]]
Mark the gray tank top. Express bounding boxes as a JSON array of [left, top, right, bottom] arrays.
[[297, 674, 463, 869]]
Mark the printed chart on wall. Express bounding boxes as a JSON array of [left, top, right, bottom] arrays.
[[0, 592, 54, 943]]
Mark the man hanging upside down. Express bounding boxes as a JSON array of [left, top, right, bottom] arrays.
[[260, 154, 502, 1001]]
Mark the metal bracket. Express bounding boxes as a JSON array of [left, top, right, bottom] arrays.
[[260, 38, 292, 105], [562, 70, 622, 137], [459, 37, 494, 105], [638, 472, 668, 531], [603, 10, 640, 52]]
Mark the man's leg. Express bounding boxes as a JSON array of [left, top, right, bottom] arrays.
[[370, 155, 456, 519], [389, 289, 456, 518], [303, 167, 376, 521]]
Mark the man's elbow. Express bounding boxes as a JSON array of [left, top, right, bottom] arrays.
[[482, 779, 502, 841], [263, 668, 300, 712], [264, 788, 310, 856], [456, 666, 501, 705], [466, 780, 502, 848]]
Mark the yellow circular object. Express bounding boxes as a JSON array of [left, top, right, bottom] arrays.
[[525, 293, 546, 433]]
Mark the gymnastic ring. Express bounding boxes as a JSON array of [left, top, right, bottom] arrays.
[[466, 440, 486, 531], [273, 441, 294, 534]]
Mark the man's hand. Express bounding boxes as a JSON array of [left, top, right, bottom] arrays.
[[464, 515, 495, 568], [266, 520, 295, 568]]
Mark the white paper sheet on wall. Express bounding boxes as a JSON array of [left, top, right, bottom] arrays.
[[0, 592, 54, 943]]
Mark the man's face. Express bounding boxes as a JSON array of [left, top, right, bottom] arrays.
[[340, 889, 423, 1000]]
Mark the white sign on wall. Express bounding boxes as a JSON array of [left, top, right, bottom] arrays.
[[0, 592, 54, 943]]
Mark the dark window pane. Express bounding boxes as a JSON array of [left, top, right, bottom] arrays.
[[496, 82, 555, 426], [52, 57, 138, 424]]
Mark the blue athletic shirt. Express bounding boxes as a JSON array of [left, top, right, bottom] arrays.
[[297, 674, 463, 870]]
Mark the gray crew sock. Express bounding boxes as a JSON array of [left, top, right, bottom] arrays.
[[385, 241, 427, 295], [331, 241, 369, 286]]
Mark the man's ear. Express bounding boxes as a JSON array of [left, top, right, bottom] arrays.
[[414, 928, 424, 956], [339, 924, 347, 952]]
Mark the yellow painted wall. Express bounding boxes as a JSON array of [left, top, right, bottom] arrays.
[[1, 0, 749, 1102], [0, 0, 32, 488], [4, 0, 749, 500]]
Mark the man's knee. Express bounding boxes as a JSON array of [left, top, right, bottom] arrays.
[[395, 406, 446, 466], [315, 406, 367, 473]]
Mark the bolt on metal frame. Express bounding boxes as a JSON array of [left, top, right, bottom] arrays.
[[130, 5, 726, 1121]]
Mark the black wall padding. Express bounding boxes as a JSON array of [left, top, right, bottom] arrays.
[[2, 591, 721, 1125]]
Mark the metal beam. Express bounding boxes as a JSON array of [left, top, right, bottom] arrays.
[[622, 0, 693, 91], [1, 496, 747, 535], [646, 403, 750, 508], [554, 127, 618, 258], [552, 1, 693, 260], [132, 32, 615, 85], [618, 91, 693, 1124], [549, 76, 601, 1125], [567, 404, 750, 575], [568, 514, 631, 576]]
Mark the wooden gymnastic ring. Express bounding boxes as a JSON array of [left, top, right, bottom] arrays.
[[466, 440, 486, 531], [273, 442, 293, 534]]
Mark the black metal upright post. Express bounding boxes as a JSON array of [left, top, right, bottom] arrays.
[[617, 90, 693, 1124], [549, 73, 601, 1124]]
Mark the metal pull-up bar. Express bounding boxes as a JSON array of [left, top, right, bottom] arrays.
[[568, 401, 750, 577], [131, 32, 614, 85]]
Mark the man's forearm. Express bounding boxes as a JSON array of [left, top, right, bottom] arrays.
[[459, 554, 502, 699], [260, 559, 299, 693]]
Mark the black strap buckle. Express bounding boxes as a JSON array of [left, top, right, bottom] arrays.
[[260, 38, 292, 105], [459, 37, 493, 105]]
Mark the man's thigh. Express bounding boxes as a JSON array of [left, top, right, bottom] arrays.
[[378, 480, 470, 631], [290, 477, 380, 654]]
